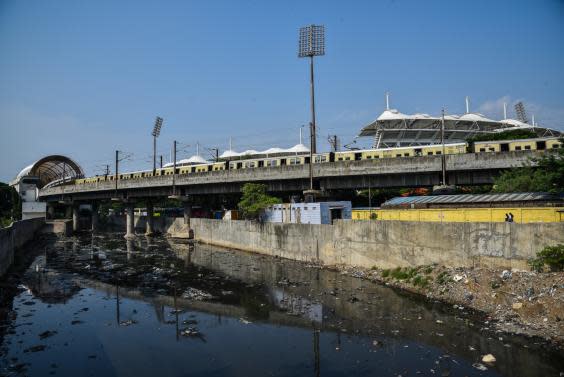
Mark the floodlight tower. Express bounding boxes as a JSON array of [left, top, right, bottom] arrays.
[[152, 116, 164, 174], [298, 24, 325, 154]]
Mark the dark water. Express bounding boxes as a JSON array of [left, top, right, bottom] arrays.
[[0, 233, 562, 377]]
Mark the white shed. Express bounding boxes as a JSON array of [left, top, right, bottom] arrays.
[[264, 201, 351, 224]]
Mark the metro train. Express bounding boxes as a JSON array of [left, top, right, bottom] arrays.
[[74, 136, 562, 185]]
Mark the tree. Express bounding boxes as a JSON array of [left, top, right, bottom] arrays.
[[238, 183, 281, 220], [0, 182, 21, 227], [492, 138, 564, 193]]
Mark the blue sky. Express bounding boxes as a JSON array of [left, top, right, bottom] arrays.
[[1, 0, 563, 181]]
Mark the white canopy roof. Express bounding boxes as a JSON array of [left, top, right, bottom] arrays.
[[219, 144, 310, 159], [358, 108, 561, 147]]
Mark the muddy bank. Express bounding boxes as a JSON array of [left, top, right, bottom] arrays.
[[335, 263, 564, 348]]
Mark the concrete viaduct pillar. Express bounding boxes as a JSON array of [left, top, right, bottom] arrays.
[[72, 204, 80, 233], [65, 205, 73, 219], [145, 201, 155, 236], [183, 200, 194, 239], [183, 202, 192, 228], [47, 204, 55, 220], [91, 202, 99, 233], [125, 202, 135, 239]]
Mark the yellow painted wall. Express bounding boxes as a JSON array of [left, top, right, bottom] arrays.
[[352, 207, 564, 223]]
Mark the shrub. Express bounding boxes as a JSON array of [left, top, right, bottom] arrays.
[[412, 274, 430, 288], [381, 269, 390, 278], [528, 244, 564, 272], [436, 271, 450, 285]]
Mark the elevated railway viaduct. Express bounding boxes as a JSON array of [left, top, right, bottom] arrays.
[[35, 150, 549, 238], [38, 150, 543, 202]]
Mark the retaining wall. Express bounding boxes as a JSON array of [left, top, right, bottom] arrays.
[[0, 218, 45, 276], [190, 218, 564, 269]]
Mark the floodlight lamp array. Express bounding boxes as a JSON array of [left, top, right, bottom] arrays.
[[152, 116, 163, 137], [298, 25, 325, 58]]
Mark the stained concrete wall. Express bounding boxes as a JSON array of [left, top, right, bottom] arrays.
[[106, 215, 190, 238], [190, 218, 564, 269], [0, 218, 45, 276]]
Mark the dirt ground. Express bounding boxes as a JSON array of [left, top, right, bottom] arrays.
[[337, 264, 564, 348]]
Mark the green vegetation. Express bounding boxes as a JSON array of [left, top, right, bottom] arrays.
[[528, 244, 564, 272], [380, 266, 430, 288], [0, 182, 21, 227], [412, 274, 431, 288], [436, 271, 450, 285], [238, 183, 281, 220], [492, 138, 564, 193], [467, 129, 538, 143]]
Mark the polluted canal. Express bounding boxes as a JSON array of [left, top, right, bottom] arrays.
[[0, 233, 562, 377]]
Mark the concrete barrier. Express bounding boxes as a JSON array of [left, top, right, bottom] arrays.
[[190, 218, 564, 270], [0, 218, 45, 276]]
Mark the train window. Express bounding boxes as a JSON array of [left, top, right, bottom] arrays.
[[427, 152, 433, 155], [366, 155, 372, 159], [479, 148, 486, 152], [536, 141, 546, 150], [396, 154, 401, 157], [237, 162, 243, 169], [338, 157, 343, 161], [489, 148, 495, 152], [280, 159, 286, 166], [553, 144, 560, 149], [500, 143, 509, 152], [375, 155, 379, 158], [524, 145, 531, 150], [436, 151, 441, 155], [404, 153, 409, 157], [258, 160, 264, 168], [354, 152, 362, 161], [345, 157, 351, 161], [515, 146, 522, 151], [414, 148, 422, 156]]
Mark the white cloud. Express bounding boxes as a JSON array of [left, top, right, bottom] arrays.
[[477, 96, 564, 131]]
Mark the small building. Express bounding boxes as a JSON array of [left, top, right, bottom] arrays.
[[264, 201, 352, 224]]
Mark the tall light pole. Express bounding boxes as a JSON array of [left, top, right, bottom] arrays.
[[152, 116, 164, 174], [299, 24, 325, 154]]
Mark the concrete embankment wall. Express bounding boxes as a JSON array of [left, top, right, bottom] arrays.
[[0, 218, 45, 276], [190, 218, 564, 269]]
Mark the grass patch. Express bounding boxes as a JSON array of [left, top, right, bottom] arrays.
[[436, 271, 450, 285], [381, 269, 390, 278], [412, 274, 430, 288]]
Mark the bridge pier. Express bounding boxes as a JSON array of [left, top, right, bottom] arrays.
[[145, 201, 155, 236], [72, 204, 80, 233], [125, 202, 135, 239], [183, 201, 194, 239], [91, 202, 99, 232], [65, 205, 73, 220], [47, 204, 55, 220], [183, 202, 192, 227]]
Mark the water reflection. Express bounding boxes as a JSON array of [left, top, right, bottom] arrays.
[[1, 233, 563, 377]]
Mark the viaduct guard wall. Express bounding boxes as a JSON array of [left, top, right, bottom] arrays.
[[190, 219, 564, 270], [0, 218, 44, 276]]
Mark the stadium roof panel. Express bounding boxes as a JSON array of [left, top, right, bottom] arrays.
[[359, 108, 561, 147]]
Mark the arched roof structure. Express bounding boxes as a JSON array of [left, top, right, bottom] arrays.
[[13, 155, 84, 188]]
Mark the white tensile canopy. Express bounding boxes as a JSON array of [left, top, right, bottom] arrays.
[[359, 109, 561, 148], [219, 143, 310, 159]]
